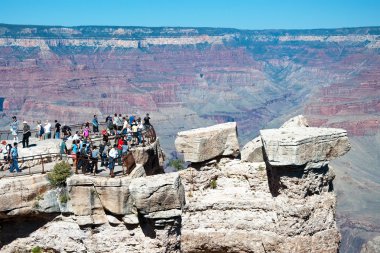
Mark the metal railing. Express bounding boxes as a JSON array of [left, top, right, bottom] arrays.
[[0, 125, 157, 179]]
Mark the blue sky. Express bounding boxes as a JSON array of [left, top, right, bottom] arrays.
[[0, 0, 379, 29]]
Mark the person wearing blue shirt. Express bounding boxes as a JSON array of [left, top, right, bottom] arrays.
[[9, 142, 20, 173], [92, 115, 99, 133], [129, 115, 135, 125]]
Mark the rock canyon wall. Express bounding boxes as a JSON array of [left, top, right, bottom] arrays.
[[0, 120, 351, 252], [1, 24, 379, 252]]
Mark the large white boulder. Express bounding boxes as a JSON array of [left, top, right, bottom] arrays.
[[280, 115, 309, 128], [241, 115, 309, 163], [260, 127, 351, 166], [175, 122, 240, 163], [241, 136, 263, 162]]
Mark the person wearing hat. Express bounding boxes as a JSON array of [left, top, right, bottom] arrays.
[[22, 121, 31, 148], [10, 116, 19, 143]]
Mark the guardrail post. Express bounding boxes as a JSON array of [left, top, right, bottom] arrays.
[[41, 155, 45, 174]]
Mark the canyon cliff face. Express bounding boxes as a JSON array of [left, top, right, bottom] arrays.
[[0, 24, 379, 252], [0, 121, 350, 252]]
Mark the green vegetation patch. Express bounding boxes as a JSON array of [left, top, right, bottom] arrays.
[[47, 161, 72, 187]]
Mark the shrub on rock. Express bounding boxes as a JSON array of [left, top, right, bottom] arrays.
[[48, 161, 72, 187]]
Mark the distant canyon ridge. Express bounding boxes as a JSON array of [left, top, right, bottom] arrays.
[[0, 24, 379, 252]]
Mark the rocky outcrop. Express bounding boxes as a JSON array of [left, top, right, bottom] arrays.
[[280, 114, 309, 128], [241, 115, 310, 163], [361, 236, 380, 253], [175, 122, 240, 162], [130, 138, 165, 175], [0, 121, 351, 252], [241, 136, 264, 162], [261, 127, 350, 166]]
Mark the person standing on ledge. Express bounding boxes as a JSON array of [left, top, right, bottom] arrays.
[[54, 120, 61, 139], [22, 121, 31, 148], [144, 113, 151, 127], [108, 144, 118, 178], [44, 120, 52, 139], [10, 116, 19, 143], [92, 115, 99, 134], [9, 142, 20, 173]]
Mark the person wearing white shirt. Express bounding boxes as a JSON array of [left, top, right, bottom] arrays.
[[108, 144, 118, 178], [44, 120, 52, 139]]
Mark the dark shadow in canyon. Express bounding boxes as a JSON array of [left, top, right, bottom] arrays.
[[0, 214, 58, 248]]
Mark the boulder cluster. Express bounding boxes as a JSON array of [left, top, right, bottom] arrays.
[[0, 115, 351, 253]]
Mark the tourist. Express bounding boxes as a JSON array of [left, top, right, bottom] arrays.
[[122, 117, 129, 134], [62, 124, 71, 138], [44, 120, 52, 139], [10, 116, 19, 143], [129, 114, 135, 125], [71, 140, 79, 173], [60, 138, 68, 155], [99, 141, 109, 167], [54, 120, 61, 139], [22, 121, 31, 148], [0, 141, 10, 171], [106, 116, 114, 135], [37, 120, 44, 140], [90, 145, 99, 174], [137, 119, 144, 144], [9, 142, 20, 173], [78, 140, 90, 174], [131, 120, 138, 145], [92, 115, 99, 134], [117, 136, 123, 165], [72, 131, 80, 141], [102, 129, 109, 143], [112, 113, 118, 131], [83, 125, 90, 139], [144, 113, 151, 127], [108, 144, 118, 177], [121, 137, 129, 156], [116, 114, 123, 131]]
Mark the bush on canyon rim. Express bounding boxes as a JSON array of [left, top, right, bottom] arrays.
[[48, 161, 72, 187]]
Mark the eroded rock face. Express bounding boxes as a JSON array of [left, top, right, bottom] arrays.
[[0, 122, 351, 253], [241, 136, 263, 162], [175, 122, 240, 163], [361, 235, 380, 253], [179, 159, 340, 253], [261, 127, 351, 166], [130, 138, 165, 175]]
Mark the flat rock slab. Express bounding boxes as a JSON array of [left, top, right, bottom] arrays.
[[260, 127, 351, 166], [175, 122, 240, 163]]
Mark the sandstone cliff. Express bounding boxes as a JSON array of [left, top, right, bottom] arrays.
[[0, 118, 351, 252]]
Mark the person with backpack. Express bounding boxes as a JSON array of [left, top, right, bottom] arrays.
[[99, 141, 109, 167], [9, 142, 20, 173]]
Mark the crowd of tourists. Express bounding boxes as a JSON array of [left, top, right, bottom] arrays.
[[0, 113, 152, 177]]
